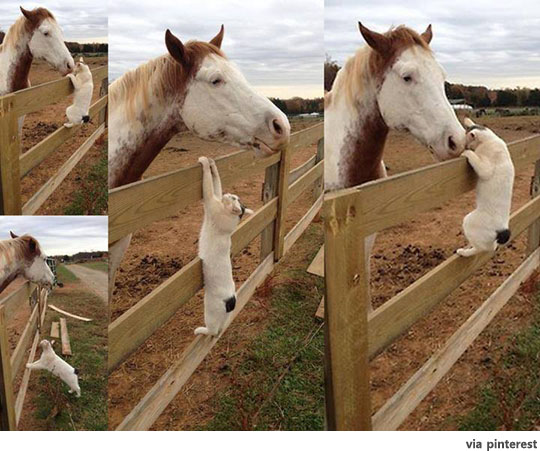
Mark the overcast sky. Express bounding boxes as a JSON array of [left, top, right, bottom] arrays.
[[326, 0, 540, 89], [0, 0, 107, 43], [0, 217, 107, 256], [110, 0, 323, 98]]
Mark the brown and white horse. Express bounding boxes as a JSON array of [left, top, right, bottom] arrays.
[[108, 26, 291, 299], [0, 7, 74, 132], [325, 23, 466, 311], [0, 231, 54, 293]]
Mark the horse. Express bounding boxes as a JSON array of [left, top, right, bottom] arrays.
[[0, 231, 54, 294], [108, 26, 291, 301], [0, 7, 74, 134], [325, 23, 466, 312]]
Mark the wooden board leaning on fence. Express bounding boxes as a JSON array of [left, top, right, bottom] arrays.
[[0, 66, 108, 215], [323, 134, 540, 430]]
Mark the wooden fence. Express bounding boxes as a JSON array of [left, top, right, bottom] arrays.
[[0, 66, 108, 215], [108, 121, 324, 430], [323, 134, 540, 430], [0, 280, 48, 430]]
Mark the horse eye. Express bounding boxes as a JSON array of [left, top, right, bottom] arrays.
[[44, 31, 50, 37], [403, 75, 412, 83], [211, 78, 223, 86]]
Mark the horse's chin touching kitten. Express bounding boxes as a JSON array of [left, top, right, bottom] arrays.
[[196, 157, 253, 337], [26, 340, 81, 397], [457, 118, 515, 257], [64, 57, 93, 128]]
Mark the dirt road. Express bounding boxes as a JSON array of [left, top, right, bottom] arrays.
[[67, 265, 107, 304]]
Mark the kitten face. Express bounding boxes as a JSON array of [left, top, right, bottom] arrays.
[[221, 194, 253, 219]]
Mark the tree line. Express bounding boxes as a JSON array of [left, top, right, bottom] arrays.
[[324, 56, 540, 108], [269, 97, 323, 115], [0, 31, 107, 53]]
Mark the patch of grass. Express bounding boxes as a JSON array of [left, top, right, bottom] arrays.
[[202, 225, 325, 431], [458, 291, 540, 431], [23, 280, 108, 430], [64, 144, 107, 215], [56, 264, 78, 284], [78, 261, 108, 273]]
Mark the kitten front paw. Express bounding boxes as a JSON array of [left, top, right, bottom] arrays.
[[462, 150, 475, 159], [198, 157, 210, 168]]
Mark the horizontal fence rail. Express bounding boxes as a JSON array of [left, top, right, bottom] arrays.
[[109, 121, 324, 430], [324, 135, 540, 430], [0, 66, 108, 215]]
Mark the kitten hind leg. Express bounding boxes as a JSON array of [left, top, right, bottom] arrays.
[[194, 326, 209, 335]]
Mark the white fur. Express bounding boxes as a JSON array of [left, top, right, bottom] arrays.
[[64, 58, 93, 128], [26, 340, 81, 397], [28, 18, 74, 75], [195, 157, 253, 337], [457, 119, 515, 257]]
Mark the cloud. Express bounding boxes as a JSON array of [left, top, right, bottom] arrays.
[[0, 216, 108, 256], [0, 0, 107, 42], [325, 0, 540, 89], [109, 0, 323, 97]]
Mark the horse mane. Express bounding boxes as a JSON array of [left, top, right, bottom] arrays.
[[0, 8, 55, 52], [110, 40, 226, 120], [330, 25, 432, 107], [0, 234, 42, 264]]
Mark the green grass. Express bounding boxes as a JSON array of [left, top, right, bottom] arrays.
[[24, 279, 108, 430], [64, 144, 107, 215], [201, 225, 325, 431], [78, 261, 108, 273], [457, 292, 540, 431], [56, 265, 78, 284]]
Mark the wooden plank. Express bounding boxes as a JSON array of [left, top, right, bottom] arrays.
[[60, 318, 72, 356], [50, 322, 60, 339], [0, 281, 33, 320], [307, 245, 324, 277], [326, 136, 540, 237], [288, 155, 316, 185], [315, 296, 324, 320], [283, 194, 322, 255], [19, 95, 108, 177], [290, 121, 323, 155], [22, 123, 105, 215], [368, 195, 540, 359], [527, 160, 540, 254], [273, 142, 292, 261], [117, 253, 275, 430], [108, 199, 277, 372], [11, 66, 108, 116], [14, 329, 39, 426], [313, 138, 324, 202], [323, 192, 372, 430], [373, 248, 540, 431], [98, 76, 109, 125], [260, 162, 280, 260], [108, 123, 322, 244], [10, 305, 38, 380], [287, 160, 323, 207], [0, 306, 16, 430], [48, 304, 92, 322], [0, 93, 22, 215]]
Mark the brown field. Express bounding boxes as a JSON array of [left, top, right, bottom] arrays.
[[19, 56, 107, 214], [108, 117, 323, 430]]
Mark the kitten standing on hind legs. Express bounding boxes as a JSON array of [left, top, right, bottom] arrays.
[[195, 157, 253, 337], [457, 118, 515, 258], [64, 57, 93, 128]]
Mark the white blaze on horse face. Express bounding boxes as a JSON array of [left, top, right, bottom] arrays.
[[180, 54, 290, 156], [24, 253, 54, 286], [28, 18, 74, 75], [377, 47, 465, 161]]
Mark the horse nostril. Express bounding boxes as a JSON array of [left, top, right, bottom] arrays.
[[272, 118, 283, 136], [448, 135, 457, 152]]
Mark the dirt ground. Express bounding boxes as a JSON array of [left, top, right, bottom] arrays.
[[19, 56, 107, 214], [108, 117, 323, 430], [66, 264, 107, 304]]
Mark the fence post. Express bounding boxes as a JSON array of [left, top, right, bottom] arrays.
[[273, 145, 292, 261], [0, 94, 22, 215], [527, 160, 540, 254], [98, 77, 108, 126], [313, 138, 324, 201], [324, 195, 372, 430], [0, 306, 16, 430], [260, 162, 280, 260]]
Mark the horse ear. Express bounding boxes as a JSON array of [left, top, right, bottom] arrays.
[[209, 25, 224, 49], [27, 237, 37, 254], [20, 6, 37, 24], [9, 231, 18, 239], [165, 29, 190, 69], [358, 22, 391, 56], [421, 24, 433, 45]]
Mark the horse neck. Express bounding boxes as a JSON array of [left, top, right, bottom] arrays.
[[0, 242, 23, 291], [0, 21, 33, 95]]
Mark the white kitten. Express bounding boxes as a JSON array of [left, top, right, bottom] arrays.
[[26, 339, 81, 397], [64, 57, 93, 128], [195, 157, 253, 337], [457, 118, 515, 257]]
